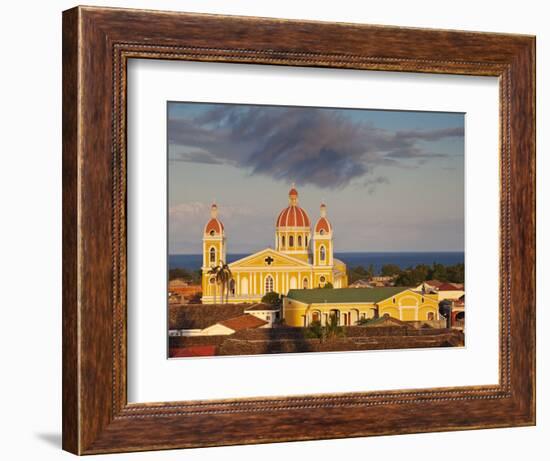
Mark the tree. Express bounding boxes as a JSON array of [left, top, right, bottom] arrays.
[[206, 265, 221, 304], [324, 314, 346, 341], [217, 262, 232, 303], [206, 262, 232, 304], [169, 267, 192, 281], [381, 264, 401, 277], [303, 320, 324, 339], [439, 300, 453, 328], [322, 282, 334, 289], [303, 314, 345, 343], [431, 263, 448, 282], [261, 291, 282, 308], [366, 264, 376, 278]]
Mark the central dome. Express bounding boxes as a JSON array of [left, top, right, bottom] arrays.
[[276, 186, 310, 228]]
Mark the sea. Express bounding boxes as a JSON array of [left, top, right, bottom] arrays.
[[169, 252, 464, 273]]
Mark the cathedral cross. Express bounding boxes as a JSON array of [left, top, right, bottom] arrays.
[[264, 256, 274, 265]]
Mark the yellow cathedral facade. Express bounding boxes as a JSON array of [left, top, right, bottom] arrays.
[[201, 186, 348, 304]]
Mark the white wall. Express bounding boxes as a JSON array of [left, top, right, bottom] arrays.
[[0, 1, 547, 460]]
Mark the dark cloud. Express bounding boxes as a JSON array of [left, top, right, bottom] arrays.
[[363, 176, 390, 195], [168, 105, 463, 189]]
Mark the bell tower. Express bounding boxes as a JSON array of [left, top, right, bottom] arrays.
[[202, 203, 226, 268], [313, 203, 333, 267]]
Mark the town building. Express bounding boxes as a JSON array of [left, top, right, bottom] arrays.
[[168, 279, 202, 303], [169, 312, 269, 337], [349, 279, 373, 288], [414, 280, 465, 302], [201, 186, 348, 303], [283, 287, 440, 327]]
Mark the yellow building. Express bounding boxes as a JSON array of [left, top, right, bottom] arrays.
[[283, 287, 440, 327], [201, 187, 348, 304]]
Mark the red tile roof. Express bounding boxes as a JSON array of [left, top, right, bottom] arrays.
[[438, 283, 463, 291], [218, 314, 268, 331], [426, 280, 445, 288], [169, 346, 217, 357]]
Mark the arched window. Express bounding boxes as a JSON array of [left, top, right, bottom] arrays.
[[427, 312, 435, 321], [209, 230, 215, 236], [320, 229, 325, 235], [265, 275, 274, 293], [320, 276, 326, 283], [320, 246, 326, 261], [305, 236, 308, 247], [281, 235, 285, 247], [289, 235, 294, 247], [229, 279, 235, 295], [303, 278, 308, 289], [298, 235, 302, 247], [209, 247, 216, 263]]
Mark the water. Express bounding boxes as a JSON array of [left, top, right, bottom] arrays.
[[169, 252, 464, 273]]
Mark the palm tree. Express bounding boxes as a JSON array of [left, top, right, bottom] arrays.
[[218, 262, 233, 303], [207, 265, 221, 304], [324, 314, 345, 341], [303, 314, 345, 343]]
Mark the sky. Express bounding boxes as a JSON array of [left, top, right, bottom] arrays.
[[168, 102, 464, 254]]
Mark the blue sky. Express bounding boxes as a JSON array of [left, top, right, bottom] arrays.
[[168, 102, 464, 254]]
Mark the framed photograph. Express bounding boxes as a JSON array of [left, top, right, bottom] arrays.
[[62, 6, 535, 455]]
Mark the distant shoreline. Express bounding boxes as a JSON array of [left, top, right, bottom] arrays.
[[169, 251, 465, 272]]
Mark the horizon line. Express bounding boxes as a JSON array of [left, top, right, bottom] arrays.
[[169, 250, 465, 256]]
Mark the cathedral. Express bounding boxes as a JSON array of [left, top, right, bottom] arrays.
[[201, 186, 348, 304]]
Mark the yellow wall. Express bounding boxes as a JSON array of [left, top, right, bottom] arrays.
[[377, 291, 439, 321], [275, 229, 311, 262], [283, 289, 439, 327], [313, 238, 332, 266]]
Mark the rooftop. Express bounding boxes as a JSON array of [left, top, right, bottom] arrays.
[[438, 283, 464, 291], [169, 304, 249, 330], [244, 303, 280, 312], [286, 287, 409, 304], [218, 314, 268, 331]]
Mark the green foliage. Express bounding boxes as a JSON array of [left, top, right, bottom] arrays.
[[207, 262, 233, 303], [395, 262, 465, 286], [322, 282, 334, 289], [367, 264, 375, 278], [261, 291, 282, 307], [303, 315, 346, 342], [169, 267, 202, 284], [356, 317, 374, 326], [380, 264, 402, 277], [347, 265, 370, 284], [303, 320, 324, 339], [347, 261, 464, 287], [439, 300, 453, 328], [169, 267, 195, 282], [324, 314, 346, 340]]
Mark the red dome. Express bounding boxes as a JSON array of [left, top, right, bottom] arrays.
[[204, 218, 224, 235], [315, 217, 331, 233], [289, 187, 298, 197], [276, 206, 310, 228]]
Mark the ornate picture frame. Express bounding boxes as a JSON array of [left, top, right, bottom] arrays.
[[62, 6, 535, 454]]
